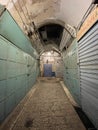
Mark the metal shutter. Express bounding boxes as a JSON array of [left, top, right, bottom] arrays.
[[78, 22, 98, 129]]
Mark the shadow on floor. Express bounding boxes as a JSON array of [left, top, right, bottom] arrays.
[[74, 106, 97, 130]]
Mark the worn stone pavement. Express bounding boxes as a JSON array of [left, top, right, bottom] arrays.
[[1, 78, 86, 130]]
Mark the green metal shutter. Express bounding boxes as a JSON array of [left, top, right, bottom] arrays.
[[78, 22, 98, 129]]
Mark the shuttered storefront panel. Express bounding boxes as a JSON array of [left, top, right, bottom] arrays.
[[78, 22, 98, 129], [0, 10, 37, 57], [0, 35, 39, 123], [63, 39, 80, 105]]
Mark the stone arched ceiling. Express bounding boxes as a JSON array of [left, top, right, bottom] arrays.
[[0, 0, 94, 54], [0, 0, 92, 30]]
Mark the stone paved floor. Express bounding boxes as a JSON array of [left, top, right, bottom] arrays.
[[1, 78, 86, 130]]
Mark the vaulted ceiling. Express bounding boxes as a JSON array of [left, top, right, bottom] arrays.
[[0, 0, 93, 54], [0, 0, 92, 29]]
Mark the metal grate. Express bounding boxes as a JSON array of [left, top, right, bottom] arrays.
[[78, 22, 98, 129]]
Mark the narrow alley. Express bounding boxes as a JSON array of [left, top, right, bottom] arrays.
[[1, 78, 85, 130], [0, 0, 98, 130]]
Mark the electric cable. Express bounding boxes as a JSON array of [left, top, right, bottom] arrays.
[[17, 0, 29, 23], [22, 0, 32, 23], [20, 0, 39, 39], [6, 0, 12, 8], [11, 0, 25, 25], [20, 1, 41, 42], [78, 1, 97, 30]]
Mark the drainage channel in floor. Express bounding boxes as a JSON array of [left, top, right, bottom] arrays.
[[74, 106, 97, 130]]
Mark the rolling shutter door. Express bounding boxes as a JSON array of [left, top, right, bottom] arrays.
[[78, 22, 98, 129]]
